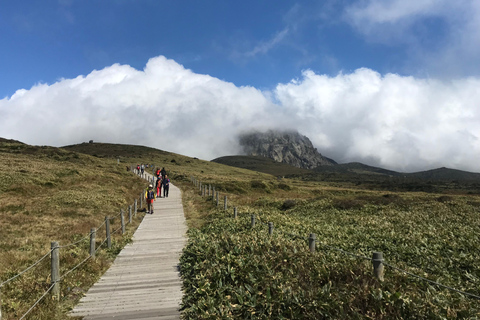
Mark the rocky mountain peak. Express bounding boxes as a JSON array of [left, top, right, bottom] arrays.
[[238, 130, 336, 169]]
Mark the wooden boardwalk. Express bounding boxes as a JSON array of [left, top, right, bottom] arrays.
[[70, 182, 187, 320]]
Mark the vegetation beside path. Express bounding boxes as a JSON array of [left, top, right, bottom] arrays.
[[0, 140, 146, 319], [177, 174, 480, 319], [2, 140, 479, 319]]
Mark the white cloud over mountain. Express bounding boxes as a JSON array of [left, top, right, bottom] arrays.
[[1, 56, 479, 173]]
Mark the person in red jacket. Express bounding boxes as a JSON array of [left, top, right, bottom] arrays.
[[156, 176, 162, 198]]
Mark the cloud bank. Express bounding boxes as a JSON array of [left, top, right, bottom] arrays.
[[1, 56, 479, 173]]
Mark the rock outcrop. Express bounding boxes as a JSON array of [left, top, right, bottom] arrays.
[[239, 130, 336, 169]]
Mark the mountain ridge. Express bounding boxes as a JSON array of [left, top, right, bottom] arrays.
[[239, 130, 336, 169]]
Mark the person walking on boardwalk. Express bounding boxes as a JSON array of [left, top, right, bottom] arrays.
[[156, 175, 162, 198], [141, 164, 145, 175], [145, 184, 156, 214], [162, 174, 170, 198], [160, 167, 166, 177]]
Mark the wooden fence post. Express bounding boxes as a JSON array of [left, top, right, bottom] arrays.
[[216, 191, 219, 207], [234, 207, 237, 219], [268, 222, 274, 235], [121, 210, 125, 234], [212, 187, 216, 203], [106, 217, 111, 249], [251, 214, 256, 228], [224, 195, 227, 211], [90, 228, 96, 258], [209, 185, 211, 196], [199, 182, 202, 193], [372, 252, 384, 281], [309, 233, 316, 253], [51, 241, 60, 300], [129, 205, 132, 224], [140, 192, 143, 209], [1, 286, 3, 320]]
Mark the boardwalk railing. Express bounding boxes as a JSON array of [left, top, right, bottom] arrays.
[[0, 168, 151, 320], [190, 176, 480, 301]]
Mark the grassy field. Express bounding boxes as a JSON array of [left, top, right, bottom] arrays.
[[179, 178, 480, 319], [2, 140, 479, 319], [0, 140, 147, 319]]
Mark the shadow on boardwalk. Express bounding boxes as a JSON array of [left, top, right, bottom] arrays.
[[70, 183, 187, 320]]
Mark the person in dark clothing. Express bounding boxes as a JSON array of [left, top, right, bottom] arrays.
[[162, 174, 170, 198], [160, 167, 166, 177]]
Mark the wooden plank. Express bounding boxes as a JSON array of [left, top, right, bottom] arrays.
[[70, 182, 187, 319]]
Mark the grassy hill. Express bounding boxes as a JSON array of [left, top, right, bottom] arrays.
[[212, 155, 313, 177], [214, 155, 480, 194], [2, 140, 480, 319], [0, 140, 148, 319]]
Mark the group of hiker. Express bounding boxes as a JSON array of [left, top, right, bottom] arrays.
[[144, 167, 170, 214]]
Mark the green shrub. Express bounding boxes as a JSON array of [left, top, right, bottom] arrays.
[[281, 199, 296, 211], [277, 182, 291, 191]]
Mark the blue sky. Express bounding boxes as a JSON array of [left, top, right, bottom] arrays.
[[1, 0, 480, 172], [0, 0, 442, 97]]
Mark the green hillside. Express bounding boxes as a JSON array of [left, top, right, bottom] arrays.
[[2, 140, 479, 319], [214, 155, 480, 194], [0, 140, 147, 319]]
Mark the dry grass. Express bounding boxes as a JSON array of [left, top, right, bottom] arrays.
[[0, 141, 147, 320], [3, 140, 479, 318]]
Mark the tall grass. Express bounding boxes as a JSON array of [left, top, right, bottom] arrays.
[[0, 141, 147, 319], [178, 177, 480, 319], [3, 140, 479, 319]]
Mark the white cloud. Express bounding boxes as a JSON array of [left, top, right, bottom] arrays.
[[0, 56, 280, 160], [275, 68, 480, 172], [245, 28, 290, 58], [1, 56, 479, 173]]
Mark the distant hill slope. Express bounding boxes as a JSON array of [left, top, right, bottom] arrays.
[[62, 142, 170, 158], [407, 167, 480, 181], [212, 155, 313, 177], [212, 154, 480, 195], [314, 162, 402, 176], [0, 137, 25, 144], [214, 155, 402, 178]]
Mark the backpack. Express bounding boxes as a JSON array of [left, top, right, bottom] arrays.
[[147, 190, 155, 200]]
